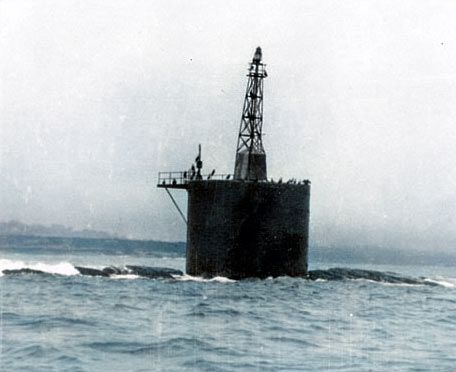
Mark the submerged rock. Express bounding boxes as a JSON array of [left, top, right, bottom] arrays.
[[75, 266, 109, 277], [2, 268, 46, 275], [125, 265, 183, 278]]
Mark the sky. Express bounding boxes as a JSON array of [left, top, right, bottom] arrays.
[[1, 0, 455, 250]]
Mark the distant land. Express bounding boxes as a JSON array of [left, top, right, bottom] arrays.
[[308, 245, 456, 268], [0, 220, 120, 240], [1, 221, 454, 267]]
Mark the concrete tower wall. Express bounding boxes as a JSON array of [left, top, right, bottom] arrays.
[[186, 180, 310, 279]]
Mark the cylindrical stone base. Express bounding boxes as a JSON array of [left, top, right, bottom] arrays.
[[186, 180, 310, 279]]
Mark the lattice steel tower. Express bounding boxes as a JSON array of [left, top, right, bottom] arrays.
[[234, 47, 268, 181]]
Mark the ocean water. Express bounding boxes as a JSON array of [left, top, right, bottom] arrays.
[[1, 236, 455, 371]]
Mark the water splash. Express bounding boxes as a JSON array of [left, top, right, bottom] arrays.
[[0, 262, 449, 287]]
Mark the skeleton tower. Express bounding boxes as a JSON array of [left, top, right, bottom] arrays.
[[234, 47, 267, 181]]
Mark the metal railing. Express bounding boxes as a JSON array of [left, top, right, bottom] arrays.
[[157, 171, 232, 188], [157, 172, 311, 188]]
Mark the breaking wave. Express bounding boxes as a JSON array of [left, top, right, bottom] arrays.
[[0, 259, 451, 286], [0, 259, 79, 276], [306, 267, 442, 286], [0, 259, 182, 279]]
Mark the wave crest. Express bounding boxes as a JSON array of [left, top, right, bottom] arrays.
[[307, 267, 439, 286], [1, 260, 451, 287]]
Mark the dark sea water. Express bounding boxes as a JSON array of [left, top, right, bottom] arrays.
[[1, 236, 455, 371]]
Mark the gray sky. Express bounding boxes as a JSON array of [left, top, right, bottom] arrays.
[[1, 1, 455, 249]]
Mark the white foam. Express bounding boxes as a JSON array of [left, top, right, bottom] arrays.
[[32, 262, 79, 276], [175, 274, 235, 283], [0, 259, 78, 276], [0, 259, 25, 276], [209, 276, 236, 283], [424, 278, 456, 288], [110, 274, 141, 280]]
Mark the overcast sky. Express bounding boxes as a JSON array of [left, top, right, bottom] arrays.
[[1, 1, 455, 249]]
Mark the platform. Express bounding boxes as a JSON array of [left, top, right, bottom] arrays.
[[157, 171, 232, 189]]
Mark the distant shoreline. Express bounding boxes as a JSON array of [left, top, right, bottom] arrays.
[[0, 234, 187, 256], [1, 232, 454, 267], [0, 220, 120, 240]]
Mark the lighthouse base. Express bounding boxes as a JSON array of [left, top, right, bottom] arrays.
[[186, 180, 310, 279]]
